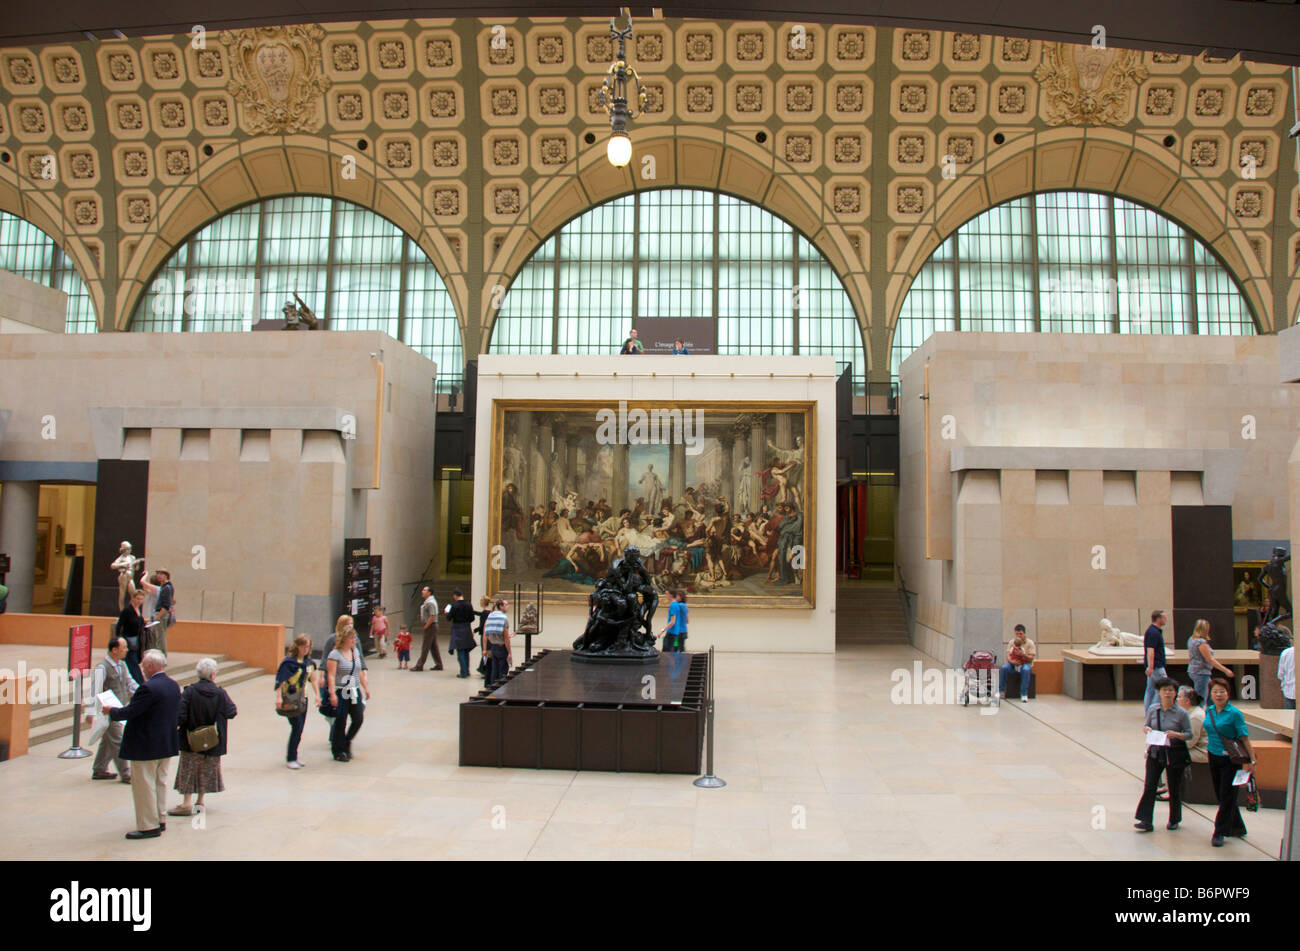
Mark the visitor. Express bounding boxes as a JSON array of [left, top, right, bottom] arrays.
[[370, 605, 389, 659], [484, 599, 512, 684], [88, 635, 137, 782], [108, 649, 180, 840], [1205, 677, 1256, 847], [137, 572, 160, 648], [394, 625, 412, 669], [276, 634, 319, 769], [671, 338, 689, 355], [1279, 643, 1295, 710], [1177, 686, 1208, 765], [327, 628, 369, 762], [445, 588, 478, 678], [661, 588, 688, 651], [1134, 677, 1191, 832], [153, 569, 175, 654], [0, 580, 7, 613], [412, 585, 444, 671], [116, 588, 150, 685], [475, 596, 492, 681], [1186, 618, 1233, 703], [619, 328, 643, 354], [169, 657, 237, 817], [321, 616, 366, 735], [1143, 610, 1169, 712], [999, 624, 1035, 702]]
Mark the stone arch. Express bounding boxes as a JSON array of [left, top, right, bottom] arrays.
[[0, 163, 107, 327], [113, 137, 467, 335], [481, 130, 873, 370], [885, 127, 1275, 348]]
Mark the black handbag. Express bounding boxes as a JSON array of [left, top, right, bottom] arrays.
[[1152, 709, 1190, 768], [1208, 707, 1252, 765]]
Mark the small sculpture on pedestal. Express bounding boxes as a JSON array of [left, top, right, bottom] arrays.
[[109, 541, 144, 611], [518, 602, 539, 635], [572, 546, 659, 663], [1087, 618, 1145, 655]]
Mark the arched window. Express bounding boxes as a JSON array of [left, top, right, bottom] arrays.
[[0, 211, 97, 333], [891, 191, 1257, 380], [490, 188, 865, 391], [129, 196, 463, 391]]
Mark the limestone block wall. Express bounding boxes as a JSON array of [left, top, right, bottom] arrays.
[[0, 331, 438, 643], [0, 269, 66, 334], [899, 332, 1300, 665]]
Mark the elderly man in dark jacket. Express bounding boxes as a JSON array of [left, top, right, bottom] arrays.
[[109, 649, 180, 839]]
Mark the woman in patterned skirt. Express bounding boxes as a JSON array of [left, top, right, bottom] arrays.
[[168, 657, 238, 816]]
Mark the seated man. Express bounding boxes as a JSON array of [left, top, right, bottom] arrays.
[[999, 624, 1036, 702]]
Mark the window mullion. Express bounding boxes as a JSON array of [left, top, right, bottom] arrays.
[[1107, 197, 1120, 334]]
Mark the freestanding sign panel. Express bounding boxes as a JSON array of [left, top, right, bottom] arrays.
[[343, 537, 378, 652], [68, 624, 93, 678], [58, 623, 95, 759]]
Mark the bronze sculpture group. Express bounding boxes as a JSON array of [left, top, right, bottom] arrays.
[[572, 546, 660, 662]]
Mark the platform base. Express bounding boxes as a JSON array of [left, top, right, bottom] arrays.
[[460, 649, 708, 773]]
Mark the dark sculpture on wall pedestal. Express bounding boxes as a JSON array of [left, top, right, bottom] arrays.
[[572, 547, 659, 663], [1261, 546, 1292, 623]]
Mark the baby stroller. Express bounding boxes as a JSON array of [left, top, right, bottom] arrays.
[[959, 650, 1000, 708]]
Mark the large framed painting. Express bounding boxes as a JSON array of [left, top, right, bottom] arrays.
[[488, 400, 815, 606]]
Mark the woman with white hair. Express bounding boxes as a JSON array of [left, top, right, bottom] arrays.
[[169, 657, 238, 817]]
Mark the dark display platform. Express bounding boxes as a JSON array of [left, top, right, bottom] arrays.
[[459, 649, 707, 773]]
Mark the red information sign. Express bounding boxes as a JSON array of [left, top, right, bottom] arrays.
[[68, 624, 93, 678]]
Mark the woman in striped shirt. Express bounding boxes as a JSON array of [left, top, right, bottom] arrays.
[[327, 629, 370, 762]]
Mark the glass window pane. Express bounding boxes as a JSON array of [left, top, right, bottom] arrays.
[[891, 192, 1256, 383], [492, 189, 865, 393]]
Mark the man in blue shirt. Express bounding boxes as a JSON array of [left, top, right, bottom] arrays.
[[1143, 609, 1169, 711], [661, 589, 688, 652]]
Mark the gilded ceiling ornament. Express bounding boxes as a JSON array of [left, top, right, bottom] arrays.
[[220, 24, 329, 134], [1034, 43, 1148, 126]]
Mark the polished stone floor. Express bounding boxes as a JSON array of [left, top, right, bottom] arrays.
[[0, 643, 1285, 860]]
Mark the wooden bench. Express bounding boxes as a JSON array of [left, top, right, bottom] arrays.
[[1063, 649, 1259, 701]]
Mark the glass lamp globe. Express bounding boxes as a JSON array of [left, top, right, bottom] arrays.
[[606, 132, 633, 168]]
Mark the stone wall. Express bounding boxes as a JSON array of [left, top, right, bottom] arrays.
[[899, 332, 1300, 664], [0, 331, 437, 644]]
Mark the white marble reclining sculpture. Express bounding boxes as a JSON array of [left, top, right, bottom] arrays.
[[1087, 618, 1146, 656]]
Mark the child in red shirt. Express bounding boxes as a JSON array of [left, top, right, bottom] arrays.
[[394, 625, 412, 669]]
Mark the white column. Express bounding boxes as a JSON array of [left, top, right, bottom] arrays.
[[0, 481, 39, 612]]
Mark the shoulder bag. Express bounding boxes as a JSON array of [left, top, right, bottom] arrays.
[[185, 702, 220, 753], [1154, 709, 1190, 768], [277, 664, 310, 718], [1207, 707, 1251, 765]]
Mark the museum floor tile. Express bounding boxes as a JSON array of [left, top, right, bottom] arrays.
[[0, 644, 1284, 861]]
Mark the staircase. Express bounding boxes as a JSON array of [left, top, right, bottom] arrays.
[[835, 582, 910, 644], [27, 655, 266, 749]]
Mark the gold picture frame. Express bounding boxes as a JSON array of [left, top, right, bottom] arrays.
[[487, 399, 816, 608], [1232, 560, 1267, 614]]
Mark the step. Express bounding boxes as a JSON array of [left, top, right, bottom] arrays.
[[28, 656, 239, 728], [27, 659, 269, 743]]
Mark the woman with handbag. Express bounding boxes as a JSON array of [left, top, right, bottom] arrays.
[[275, 634, 320, 770], [116, 589, 149, 685], [1134, 677, 1191, 832], [169, 658, 238, 817], [327, 629, 370, 762], [1205, 677, 1257, 847]]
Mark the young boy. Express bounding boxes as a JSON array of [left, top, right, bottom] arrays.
[[393, 625, 412, 669], [370, 605, 390, 659]]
